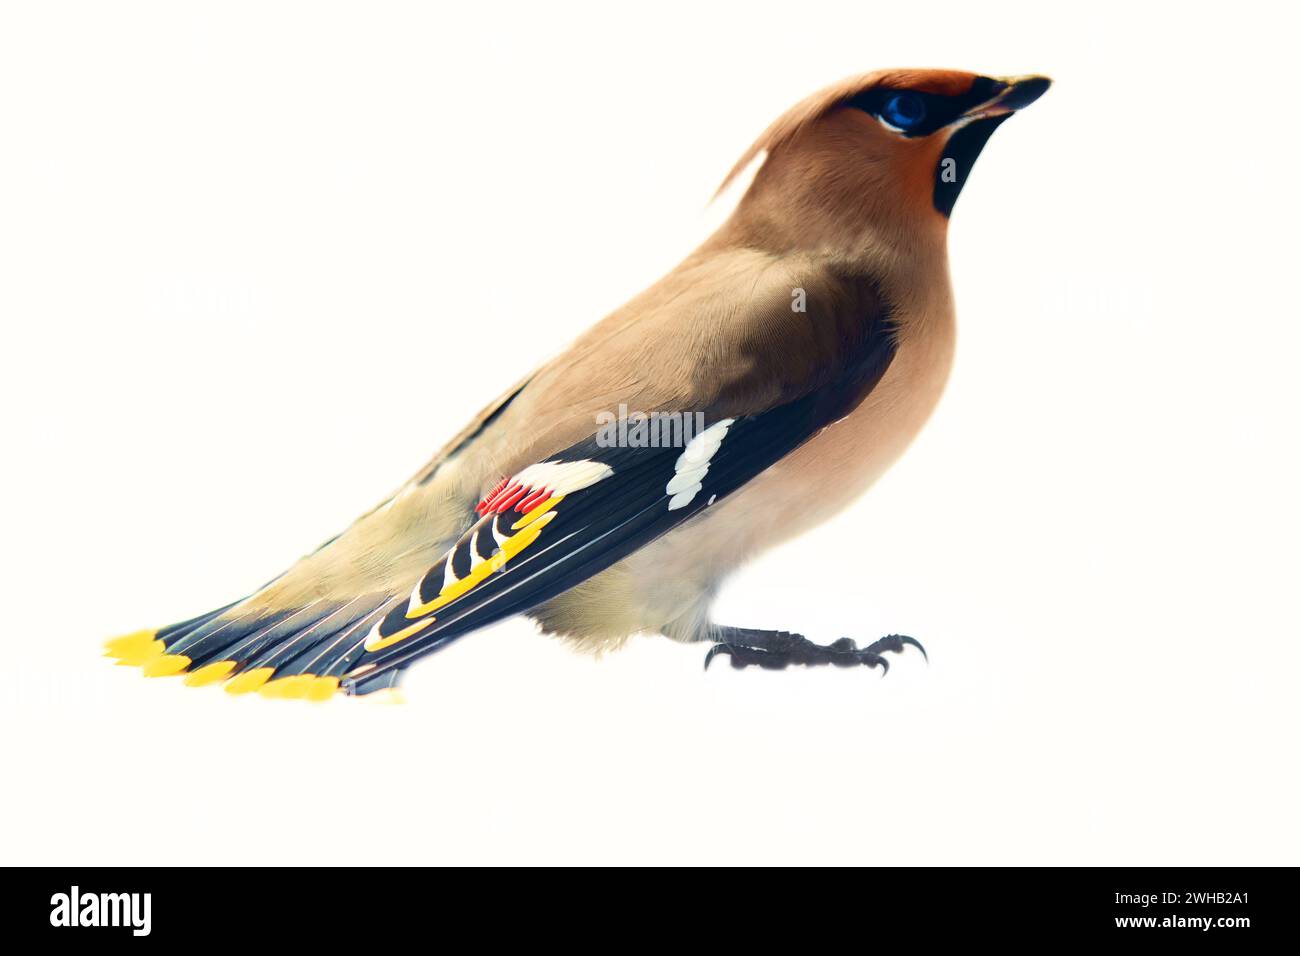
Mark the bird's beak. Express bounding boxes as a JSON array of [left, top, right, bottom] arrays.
[[933, 74, 1050, 217], [960, 75, 1052, 123]]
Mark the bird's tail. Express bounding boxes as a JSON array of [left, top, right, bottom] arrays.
[[103, 592, 407, 701]]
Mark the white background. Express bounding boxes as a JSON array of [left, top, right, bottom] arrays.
[[2, 1, 1297, 865]]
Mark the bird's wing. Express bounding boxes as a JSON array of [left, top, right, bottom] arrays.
[[107, 261, 897, 698], [337, 261, 899, 690], [343, 335, 896, 690]]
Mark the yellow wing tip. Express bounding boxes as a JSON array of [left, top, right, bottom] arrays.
[[511, 494, 565, 530], [364, 616, 436, 652]]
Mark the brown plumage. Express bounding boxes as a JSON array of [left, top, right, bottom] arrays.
[[107, 68, 1050, 697]]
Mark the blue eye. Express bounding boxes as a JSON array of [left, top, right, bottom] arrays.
[[880, 92, 927, 132]]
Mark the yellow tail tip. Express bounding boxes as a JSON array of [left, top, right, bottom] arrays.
[[225, 667, 275, 695], [141, 654, 191, 677], [259, 675, 314, 699], [184, 660, 237, 687], [305, 676, 340, 702], [112, 642, 166, 666], [104, 629, 163, 664]]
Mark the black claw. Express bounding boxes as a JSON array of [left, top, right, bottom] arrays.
[[703, 630, 926, 675], [863, 633, 928, 663], [904, 636, 929, 664]]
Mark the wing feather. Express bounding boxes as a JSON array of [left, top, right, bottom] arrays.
[[341, 310, 898, 689]]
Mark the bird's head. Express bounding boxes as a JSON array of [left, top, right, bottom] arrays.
[[718, 69, 1050, 259]]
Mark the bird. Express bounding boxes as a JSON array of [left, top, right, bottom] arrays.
[[105, 68, 1050, 700]]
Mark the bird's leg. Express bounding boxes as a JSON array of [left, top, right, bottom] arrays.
[[703, 626, 925, 674]]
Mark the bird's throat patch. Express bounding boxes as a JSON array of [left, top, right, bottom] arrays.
[[933, 113, 1011, 217]]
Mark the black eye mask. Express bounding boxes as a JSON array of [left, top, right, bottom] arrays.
[[844, 76, 1006, 138]]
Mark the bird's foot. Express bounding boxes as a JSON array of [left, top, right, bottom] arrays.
[[703, 626, 925, 675]]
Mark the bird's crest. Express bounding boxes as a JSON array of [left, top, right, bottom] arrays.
[[715, 68, 989, 198]]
